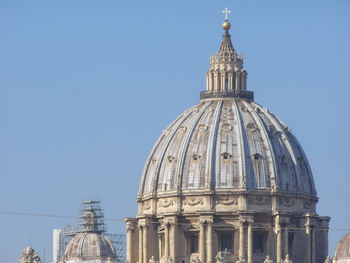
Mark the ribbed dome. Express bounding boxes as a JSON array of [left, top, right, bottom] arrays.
[[334, 233, 350, 261], [64, 232, 117, 262], [138, 99, 316, 198]]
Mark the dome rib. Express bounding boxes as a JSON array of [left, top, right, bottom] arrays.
[[153, 109, 194, 193], [243, 101, 276, 189], [231, 100, 247, 189], [258, 106, 300, 192], [176, 102, 212, 191], [139, 105, 195, 196], [205, 101, 223, 189]]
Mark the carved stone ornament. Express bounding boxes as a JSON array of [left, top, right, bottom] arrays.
[[159, 198, 174, 208], [198, 124, 208, 132], [183, 197, 203, 206], [216, 195, 238, 205], [223, 106, 232, 112], [248, 196, 270, 205], [163, 128, 171, 136], [143, 201, 151, 210], [280, 197, 295, 207], [151, 158, 157, 165], [303, 200, 311, 209], [167, 155, 175, 163], [215, 250, 234, 263], [126, 223, 135, 233], [178, 125, 187, 133], [263, 255, 274, 263], [19, 247, 41, 263], [222, 123, 233, 133]]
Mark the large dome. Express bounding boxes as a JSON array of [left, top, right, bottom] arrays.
[[138, 99, 315, 197], [126, 16, 330, 263], [136, 21, 318, 217]]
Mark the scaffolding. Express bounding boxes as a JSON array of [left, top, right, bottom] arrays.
[[53, 201, 126, 262]]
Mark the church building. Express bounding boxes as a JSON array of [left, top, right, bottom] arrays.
[[125, 11, 330, 263]]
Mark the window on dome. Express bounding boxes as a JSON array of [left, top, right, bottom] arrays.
[[225, 78, 228, 90], [253, 232, 266, 253]]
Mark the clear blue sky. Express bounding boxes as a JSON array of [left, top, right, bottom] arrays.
[[1, 0, 349, 262]]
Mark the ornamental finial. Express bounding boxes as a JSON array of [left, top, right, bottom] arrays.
[[222, 7, 231, 31], [222, 7, 231, 21]]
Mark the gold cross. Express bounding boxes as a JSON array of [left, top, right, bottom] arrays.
[[222, 7, 231, 20]]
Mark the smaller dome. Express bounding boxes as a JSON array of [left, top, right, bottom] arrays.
[[64, 232, 118, 262], [334, 233, 350, 262]]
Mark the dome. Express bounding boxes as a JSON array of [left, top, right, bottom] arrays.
[[334, 233, 350, 262], [64, 232, 118, 262], [126, 16, 330, 263], [139, 99, 315, 197], [137, 18, 318, 217]]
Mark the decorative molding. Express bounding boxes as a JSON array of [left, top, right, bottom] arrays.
[[248, 196, 270, 205], [126, 223, 135, 232], [221, 152, 232, 161], [151, 158, 156, 165], [303, 200, 311, 209], [280, 197, 295, 207], [183, 197, 203, 206], [178, 125, 187, 133], [198, 124, 208, 132], [143, 201, 151, 210], [216, 195, 238, 205], [167, 155, 175, 163], [158, 198, 175, 208], [222, 123, 232, 132]]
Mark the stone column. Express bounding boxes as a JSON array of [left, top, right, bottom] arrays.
[[228, 73, 233, 91], [221, 73, 226, 90], [165, 223, 169, 259], [323, 229, 329, 259], [239, 220, 245, 260], [126, 222, 134, 263], [284, 228, 288, 257], [241, 71, 247, 90], [138, 225, 143, 263], [208, 74, 213, 91], [143, 225, 148, 263], [235, 72, 241, 90], [276, 229, 281, 263], [214, 73, 218, 91], [207, 220, 213, 263], [200, 220, 206, 261], [206, 73, 209, 91], [305, 218, 312, 263], [158, 235, 162, 259], [247, 220, 253, 263], [170, 218, 177, 261], [311, 229, 316, 263], [274, 215, 282, 263]]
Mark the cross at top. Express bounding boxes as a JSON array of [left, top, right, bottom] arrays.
[[222, 7, 231, 21]]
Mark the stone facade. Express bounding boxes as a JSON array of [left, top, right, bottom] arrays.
[[125, 16, 330, 263]]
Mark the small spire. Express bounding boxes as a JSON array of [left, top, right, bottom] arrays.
[[200, 10, 252, 101]]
